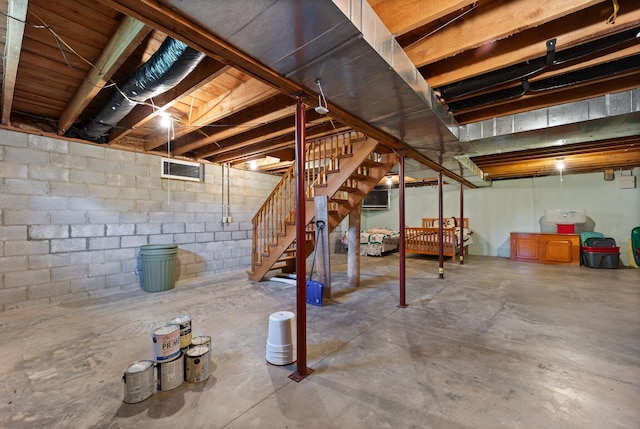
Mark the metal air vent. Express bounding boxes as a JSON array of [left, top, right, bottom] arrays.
[[161, 158, 203, 182]]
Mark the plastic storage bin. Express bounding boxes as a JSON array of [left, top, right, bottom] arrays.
[[580, 232, 605, 246], [581, 246, 619, 268], [584, 237, 616, 247]]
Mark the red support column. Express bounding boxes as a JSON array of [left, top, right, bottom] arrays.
[[459, 181, 465, 265], [398, 153, 407, 308], [289, 95, 313, 382], [438, 171, 444, 279]]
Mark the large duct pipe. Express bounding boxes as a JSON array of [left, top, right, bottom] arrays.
[[69, 37, 205, 142]]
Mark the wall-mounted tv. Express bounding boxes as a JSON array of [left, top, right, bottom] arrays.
[[362, 188, 390, 210]]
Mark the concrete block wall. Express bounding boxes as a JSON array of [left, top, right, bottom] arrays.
[[0, 129, 280, 311]]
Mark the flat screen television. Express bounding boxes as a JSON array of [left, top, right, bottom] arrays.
[[362, 188, 390, 210]]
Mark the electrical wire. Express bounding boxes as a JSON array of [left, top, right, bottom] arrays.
[[0, 10, 47, 28], [405, 2, 480, 49], [606, 0, 619, 24]]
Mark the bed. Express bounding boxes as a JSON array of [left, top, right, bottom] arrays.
[[358, 227, 401, 256], [405, 217, 472, 261]]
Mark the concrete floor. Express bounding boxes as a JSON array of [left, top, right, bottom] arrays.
[[1, 254, 639, 429]]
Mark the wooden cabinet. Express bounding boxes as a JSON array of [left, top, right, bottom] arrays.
[[510, 232, 580, 266]]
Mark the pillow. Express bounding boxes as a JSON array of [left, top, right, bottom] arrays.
[[444, 217, 456, 228], [454, 227, 473, 240]]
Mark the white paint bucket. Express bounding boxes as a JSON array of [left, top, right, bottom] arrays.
[[185, 345, 211, 383], [152, 324, 180, 362], [266, 311, 295, 365], [190, 335, 211, 350], [157, 352, 184, 391], [122, 360, 154, 403], [167, 311, 192, 349]]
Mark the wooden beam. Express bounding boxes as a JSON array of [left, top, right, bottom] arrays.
[[108, 57, 228, 146], [370, 0, 476, 35], [172, 94, 295, 156], [213, 124, 352, 164], [145, 77, 279, 148], [423, 3, 640, 87], [406, 0, 602, 68], [2, 0, 28, 126], [57, 16, 151, 135], [196, 110, 331, 159]]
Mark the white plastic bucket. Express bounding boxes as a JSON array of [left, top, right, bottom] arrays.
[[152, 324, 180, 362], [266, 311, 295, 365], [122, 360, 154, 403], [167, 311, 192, 349], [157, 352, 184, 391], [185, 345, 211, 383]]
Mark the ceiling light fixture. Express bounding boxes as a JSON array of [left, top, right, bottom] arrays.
[[556, 159, 565, 182], [315, 79, 329, 115], [158, 111, 172, 128]]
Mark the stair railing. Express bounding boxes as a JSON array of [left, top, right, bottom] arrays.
[[250, 131, 362, 268]]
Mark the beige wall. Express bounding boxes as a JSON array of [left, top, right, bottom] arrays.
[[0, 129, 280, 311], [362, 170, 640, 266]]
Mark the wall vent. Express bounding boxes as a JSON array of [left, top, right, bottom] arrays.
[[161, 158, 203, 182]]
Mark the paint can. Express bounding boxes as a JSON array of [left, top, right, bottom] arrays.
[[122, 360, 154, 403], [184, 345, 211, 383], [167, 311, 192, 349], [157, 352, 184, 391], [152, 324, 180, 362], [190, 335, 211, 350]]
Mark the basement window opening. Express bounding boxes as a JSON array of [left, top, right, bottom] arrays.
[[161, 158, 204, 182]]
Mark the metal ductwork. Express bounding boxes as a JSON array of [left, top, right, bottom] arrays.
[[161, 0, 472, 179], [160, 0, 640, 187], [69, 37, 205, 142]]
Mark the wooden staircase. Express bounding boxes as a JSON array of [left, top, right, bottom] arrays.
[[248, 131, 398, 281]]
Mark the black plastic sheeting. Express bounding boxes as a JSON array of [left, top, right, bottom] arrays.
[[68, 37, 205, 142]]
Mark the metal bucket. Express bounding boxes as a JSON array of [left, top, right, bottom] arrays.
[[157, 352, 184, 391], [190, 335, 211, 350], [152, 324, 180, 362], [184, 345, 211, 383], [122, 360, 154, 403], [167, 311, 192, 350]]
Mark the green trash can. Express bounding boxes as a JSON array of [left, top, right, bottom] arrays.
[[140, 244, 178, 292]]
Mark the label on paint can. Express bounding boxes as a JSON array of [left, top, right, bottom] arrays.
[[168, 312, 192, 349], [152, 324, 180, 362], [185, 345, 211, 383], [123, 360, 154, 403], [157, 352, 184, 391]]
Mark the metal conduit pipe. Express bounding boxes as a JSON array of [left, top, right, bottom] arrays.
[[68, 37, 205, 142]]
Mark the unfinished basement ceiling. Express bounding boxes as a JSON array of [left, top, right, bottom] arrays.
[[1, 0, 639, 185]]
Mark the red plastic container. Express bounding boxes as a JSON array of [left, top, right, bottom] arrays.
[[557, 224, 575, 234], [581, 246, 620, 269], [581, 246, 619, 253]]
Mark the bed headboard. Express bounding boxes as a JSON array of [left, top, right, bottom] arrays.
[[422, 217, 469, 228]]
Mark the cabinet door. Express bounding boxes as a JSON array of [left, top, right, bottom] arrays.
[[512, 236, 539, 261], [544, 238, 574, 263]]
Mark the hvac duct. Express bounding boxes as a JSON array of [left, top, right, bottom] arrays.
[[69, 37, 205, 142]]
